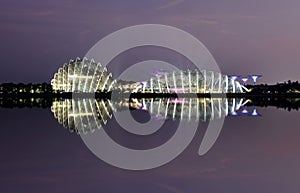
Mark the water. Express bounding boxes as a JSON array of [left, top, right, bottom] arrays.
[[1, 98, 300, 193]]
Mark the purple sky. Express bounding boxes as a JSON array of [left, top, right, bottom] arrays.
[[1, 0, 300, 83], [2, 2, 300, 192]]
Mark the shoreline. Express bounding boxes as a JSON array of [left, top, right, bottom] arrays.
[[1, 92, 300, 98]]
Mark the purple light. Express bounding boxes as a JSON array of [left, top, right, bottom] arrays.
[[170, 88, 185, 93], [171, 98, 184, 103], [241, 77, 249, 85], [155, 115, 165, 120], [230, 76, 239, 81], [152, 70, 169, 77]]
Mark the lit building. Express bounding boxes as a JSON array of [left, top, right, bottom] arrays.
[[51, 58, 248, 93], [51, 58, 116, 93], [136, 70, 248, 93]]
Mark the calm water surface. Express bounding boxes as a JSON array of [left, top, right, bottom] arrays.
[[1, 102, 300, 193]]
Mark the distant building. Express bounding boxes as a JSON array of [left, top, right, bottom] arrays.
[[135, 69, 248, 93], [50, 58, 248, 93], [51, 58, 115, 93]]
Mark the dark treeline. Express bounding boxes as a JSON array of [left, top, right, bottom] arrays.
[[248, 80, 300, 94], [0, 83, 53, 95], [1, 80, 300, 95], [0, 97, 54, 108], [247, 97, 300, 111], [1, 97, 300, 112]]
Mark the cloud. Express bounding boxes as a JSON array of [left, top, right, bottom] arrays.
[[157, 0, 185, 10]]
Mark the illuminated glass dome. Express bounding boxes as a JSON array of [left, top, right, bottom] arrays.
[[135, 69, 247, 93], [51, 58, 247, 93], [51, 57, 115, 93]]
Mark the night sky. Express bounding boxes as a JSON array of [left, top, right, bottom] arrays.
[[1, 0, 300, 83], [1, 1, 300, 193]]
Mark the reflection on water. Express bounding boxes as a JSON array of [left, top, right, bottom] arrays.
[[50, 98, 246, 134], [2, 96, 300, 111], [1, 96, 300, 136], [1, 96, 300, 134], [1, 97, 300, 191], [51, 99, 113, 134], [141, 98, 247, 121]]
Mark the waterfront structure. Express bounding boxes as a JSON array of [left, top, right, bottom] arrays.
[[51, 58, 116, 93], [135, 69, 248, 93], [229, 75, 262, 86], [51, 58, 249, 93]]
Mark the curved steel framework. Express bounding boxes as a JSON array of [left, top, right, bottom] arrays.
[[51, 58, 248, 93], [51, 57, 115, 93], [136, 69, 248, 93]]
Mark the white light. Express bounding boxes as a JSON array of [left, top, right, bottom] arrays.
[[241, 77, 249, 82], [69, 75, 93, 79], [241, 77, 249, 85], [252, 109, 258, 116], [241, 108, 248, 114], [251, 106, 260, 116], [250, 75, 261, 85], [230, 76, 238, 81], [231, 111, 238, 116], [251, 76, 259, 81]]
